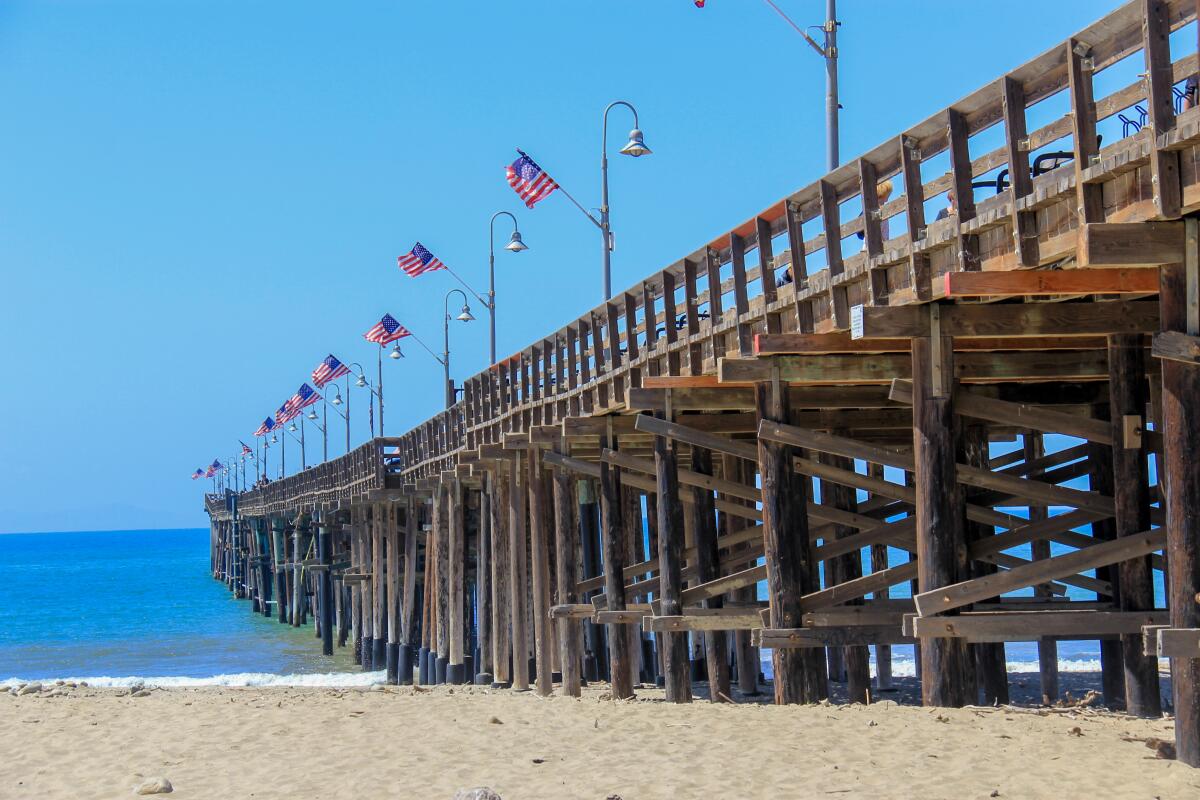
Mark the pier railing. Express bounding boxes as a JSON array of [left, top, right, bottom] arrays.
[[376, 0, 1199, 481]]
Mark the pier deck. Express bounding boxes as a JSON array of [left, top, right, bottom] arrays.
[[207, 0, 1200, 766]]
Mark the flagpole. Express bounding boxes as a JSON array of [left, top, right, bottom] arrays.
[[441, 264, 489, 308], [377, 345, 384, 438]]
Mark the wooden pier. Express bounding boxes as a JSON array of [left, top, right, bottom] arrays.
[[208, 0, 1200, 766]]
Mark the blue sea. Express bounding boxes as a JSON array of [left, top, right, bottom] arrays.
[[0, 528, 379, 687]]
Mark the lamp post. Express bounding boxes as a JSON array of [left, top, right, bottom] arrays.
[[287, 417, 306, 470], [350, 362, 383, 438], [600, 100, 652, 300], [487, 211, 528, 365], [323, 380, 351, 457], [442, 288, 475, 408]]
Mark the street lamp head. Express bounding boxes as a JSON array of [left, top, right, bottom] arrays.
[[288, 422, 298, 432], [355, 374, 367, 388], [620, 128, 652, 157], [331, 391, 343, 406], [307, 409, 318, 420], [389, 343, 404, 359], [505, 230, 529, 252], [270, 433, 278, 443], [456, 304, 475, 323]]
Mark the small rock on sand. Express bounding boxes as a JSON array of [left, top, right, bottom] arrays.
[[17, 682, 42, 696], [133, 777, 173, 795], [131, 689, 152, 698], [453, 788, 501, 800]]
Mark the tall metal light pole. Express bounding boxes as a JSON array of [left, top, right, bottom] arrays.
[[350, 362, 383, 439], [763, 0, 839, 171], [442, 288, 475, 408], [487, 211, 529, 365], [324, 380, 350, 456], [600, 101, 652, 300]]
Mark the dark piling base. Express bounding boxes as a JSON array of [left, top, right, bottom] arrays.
[[447, 662, 466, 685], [475, 672, 494, 685], [386, 643, 399, 684], [584, 653, 599, 683], [690, 658, 707, 682], [398, 645, 414, 685], [417, 647, 430, 685], [435, 655, 448, 685], [361, 637, 373, 671], [372, 638, 386, 671]]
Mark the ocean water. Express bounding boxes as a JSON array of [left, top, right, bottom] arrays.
[[0, 528, 379, 687]]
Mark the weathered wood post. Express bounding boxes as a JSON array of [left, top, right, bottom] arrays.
[[600, 430, 635, 699], [528, 447, 554, 695], [317, 509, 334, 657], [866, 463, 893, 691], [822, 441, 871, 704], [509, 454, 531, 691], [1107, 333, 1162, 716], [475, 481, 494, 685], [690, 445, 730, 702], [492, 468, 513, 688], [371, 503, 386, 671], [400, 496, 419, 684], [722, 455, 760, 696], [1159, 229, 1200, 766], [1023, 433, 1058, 704], [552, 454, 583, 697], [418, 496, 434, 684], [655, 413, 692, 703], [961, 424, 1007, 705], [448, 479, 467, 684], [435, 483, 449, 684], [1087, 443, 1127, 710], [755, 378, 826, 704], [385, 503, 401, 683], [911, 311, 972, 707], [578, 479, 605, 681], [271, 518, 288, 625]]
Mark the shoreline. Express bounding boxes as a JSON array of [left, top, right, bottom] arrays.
[[4, 679, 1197, 800]]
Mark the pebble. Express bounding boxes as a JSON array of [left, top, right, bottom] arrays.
[[453, 788, 501, 800], [131, 689, 152, 698], [17, 682, 42, 696], [133, 777, 173, 795]]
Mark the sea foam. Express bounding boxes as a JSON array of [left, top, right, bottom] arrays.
[[2, 671, 387, 689]]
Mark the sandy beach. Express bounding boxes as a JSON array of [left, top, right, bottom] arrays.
[[4, 677, 1198, 800]]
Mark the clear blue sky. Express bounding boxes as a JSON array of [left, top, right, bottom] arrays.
[[0, 0, 1127, 532]]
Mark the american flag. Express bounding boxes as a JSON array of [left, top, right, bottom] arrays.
[[284, 383, 321, 418], [506, 149, 559, 209], [397, 242, 446, 278], [364, 313, 411, 345], [240, 441, 252, 456], [212, 459, 223, 471], [312, 353, 351, 388], [191, 468, 204, 480], [275, 403, 294, 426], [255, 416, 276, 437], [205, 465, 216, 478]]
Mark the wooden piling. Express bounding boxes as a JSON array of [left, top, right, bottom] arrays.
[[1023, 433, 1058, 704], [492, 468, 512, 687], [509, 454, 531, 691], [475, 481, 494, 685], [448, 479, 466, 684], [655, 418, 692, 703], [755, 380, 827, 704], [822, 441, 871, 704], [400, 496, 419, 684], [317, 511, 334, 657], [911, 326, 972, 707], [599, 431, 635, 699], [528, 447, 554, 695], [689, 445, 730, 703], [552, 456, 583, 697], [1159, 252, 1200, 766]]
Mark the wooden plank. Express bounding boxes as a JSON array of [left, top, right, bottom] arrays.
[[757, 625, 916, 649], [1068, 37, 1104, 225], [1157, 628, 1200, 658], [851, 300, 1160, 339], [820, 179, 848, 328], [1079, 222, 1184, 267], [756, 331, 1112, 355], [628, 385, 895, 411], [890, 380, 1112, 444], [900, 135, 930, 302], [1152, 330, 1200, 364], [939, 268, 1159, 298], [912, 610, 1168, 642], [720, 351, 1111, 385], [645, 613, 763, 633], [913, 529, 1166, 616]]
